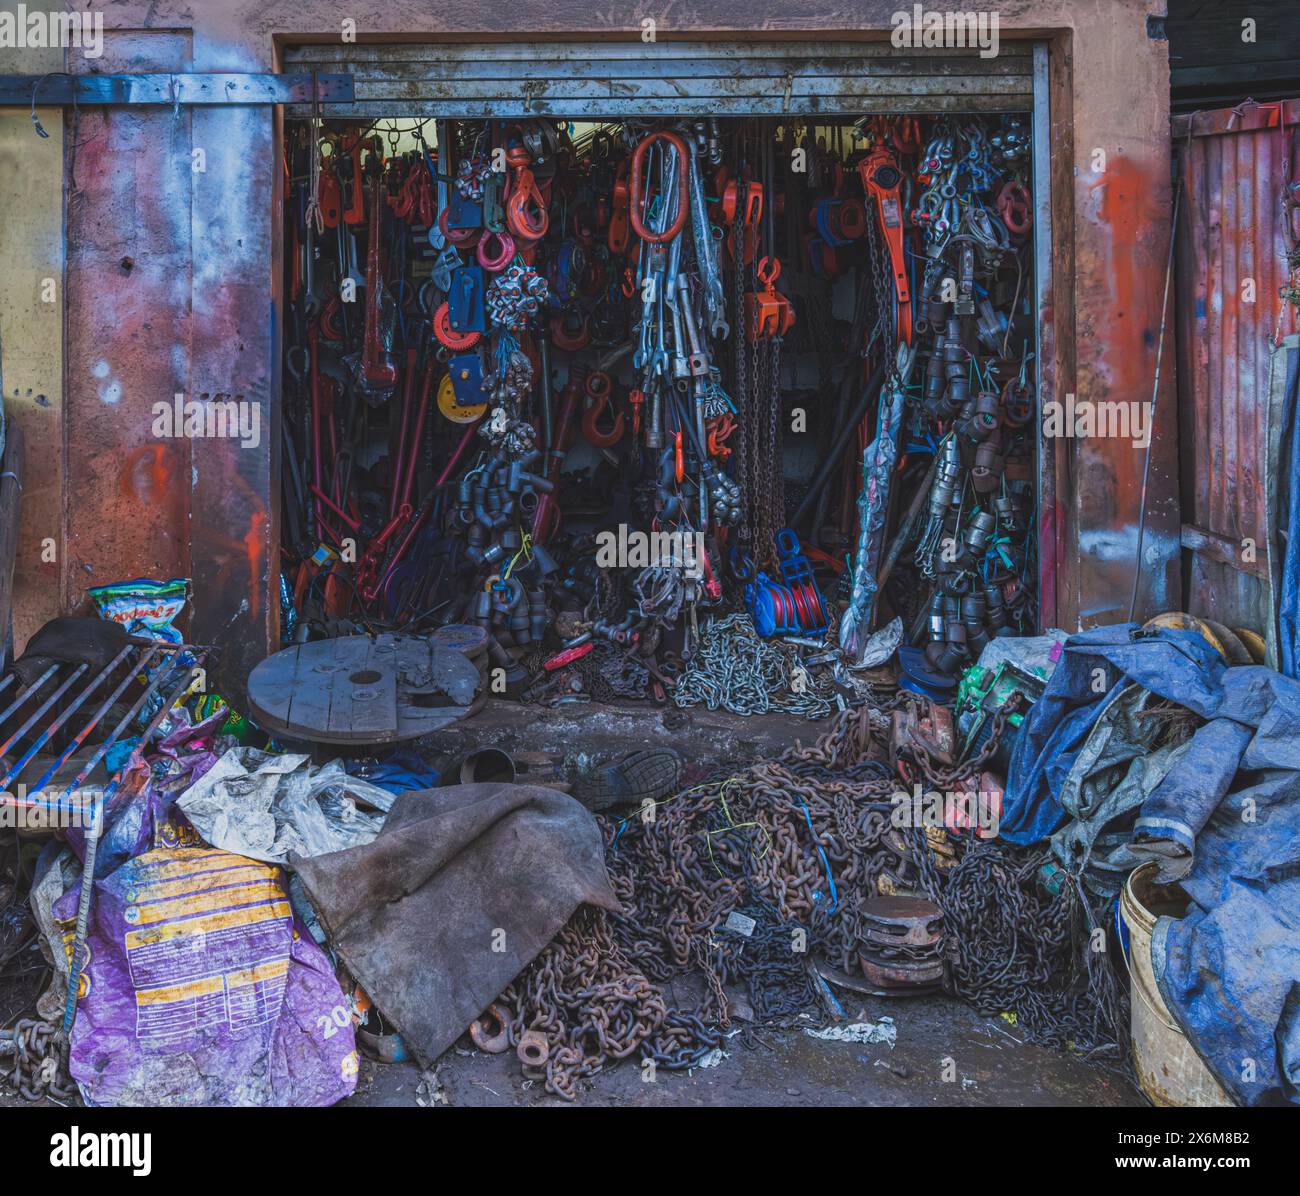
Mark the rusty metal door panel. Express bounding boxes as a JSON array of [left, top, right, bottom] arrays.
[[63, 103, 193, 612], [1174, 100, 1300, 636], [284, 40, 1033, 118]]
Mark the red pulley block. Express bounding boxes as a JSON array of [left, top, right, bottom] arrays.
[[433, 303, 481, 351]]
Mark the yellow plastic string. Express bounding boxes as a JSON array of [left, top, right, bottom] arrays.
[[502, 530, 535, 581]]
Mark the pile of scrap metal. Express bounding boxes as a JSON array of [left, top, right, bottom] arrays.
[[460, 617, 1300, 1107], [18, 602, 1292, 1110], [277, 112, 1038, 714], [468, 700, 1130, 1101], [0, 603, 402, 1105], [15, 596, 1287, 1108], [0, 595, 222, 1101], [1, 596, 1119, 1107]]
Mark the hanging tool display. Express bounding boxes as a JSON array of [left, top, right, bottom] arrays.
[[278, 110, 1035, 706]]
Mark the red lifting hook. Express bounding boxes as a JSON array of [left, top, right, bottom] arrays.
[[629, 131, 689, 244], [997, 181, 1032, 237], [580, 371, 625, 448]]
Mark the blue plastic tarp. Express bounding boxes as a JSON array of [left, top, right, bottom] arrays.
[[1276, 342, 1300, 678], [1003, 625, 1300, 1105], [1002, 625, 1226, 845]]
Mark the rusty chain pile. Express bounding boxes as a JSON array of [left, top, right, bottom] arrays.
[[888, 694, 1127, 1056], [500, 908, 723, 1100], [610, 708, 906, 975], [672, 611, 838, 719], [497, 702, 1125, 1098], [713, 900, 818, 1024], [912, 831, 1129, 1058], [498, 709, 905, 1098], [1, 1018, 75, 1102]]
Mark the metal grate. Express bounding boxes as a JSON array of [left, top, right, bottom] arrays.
[[0, 638, 211, 1037], [0, 640, 204, 827]]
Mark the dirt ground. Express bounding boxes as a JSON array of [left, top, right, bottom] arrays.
[[347, 993, 1142, 1108], [0, 991, 1141, 1109]]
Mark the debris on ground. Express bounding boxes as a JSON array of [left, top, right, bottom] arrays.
[[804, 1018, 897, 1047]]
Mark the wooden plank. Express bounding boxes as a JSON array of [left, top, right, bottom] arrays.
[[1181, 522, 1268, 579], [325, 634, 399, 738], [248, 635, 481, 745], [283, 638, 339, 736]]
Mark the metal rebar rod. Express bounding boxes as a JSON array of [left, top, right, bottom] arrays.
[[0, 664, 58, 726], [790, 359, 889, 530], [54, 651, 193, 809], [20, 644, 163, 801], [0, 645, 140, 791], [1128, 170, 1182, 624], [61, 658, 199, 1034], [0, 664, 88, 760]]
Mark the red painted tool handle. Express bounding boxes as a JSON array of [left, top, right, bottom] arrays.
[[361, 174, 398, 388]]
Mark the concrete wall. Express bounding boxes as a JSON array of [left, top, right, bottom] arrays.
[[18, 0, 1178, 697], [0, 5, 64, 652]]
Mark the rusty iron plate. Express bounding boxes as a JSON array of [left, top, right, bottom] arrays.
[[859, 895, 945, 949], [857, 951, 946, 990]]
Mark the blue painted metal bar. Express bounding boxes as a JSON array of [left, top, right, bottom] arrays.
[[0, 663, 88, 760], [2, 644, 155, 796], [61, 659, 199, 1033], [0, 664, 58, 726]]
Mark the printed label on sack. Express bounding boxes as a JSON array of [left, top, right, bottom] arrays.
[[117, 849, 293, 1043]]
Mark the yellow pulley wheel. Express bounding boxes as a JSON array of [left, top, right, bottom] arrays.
[[1232, 627, 1266, 664], [1141, 611, 1250, 664], [1199, 617, 1252, 665], [437, 371, 487, 424]]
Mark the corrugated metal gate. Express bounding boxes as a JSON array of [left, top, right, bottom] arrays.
[[284, 40, 1033, 118], [1174, 100, 1300, 637]]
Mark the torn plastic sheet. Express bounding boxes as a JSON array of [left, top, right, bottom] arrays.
[[176, 747, 395, 865], [803, 1017, 896, 1047], [28, 845, 79, 1022], [847, 616, 904, 671]]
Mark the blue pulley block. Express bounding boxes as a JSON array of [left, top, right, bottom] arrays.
[[447, 266, 487, 334]]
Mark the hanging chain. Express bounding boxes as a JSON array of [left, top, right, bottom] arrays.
[[863, 208, 896, 362], [733, 205, 754, 557]]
